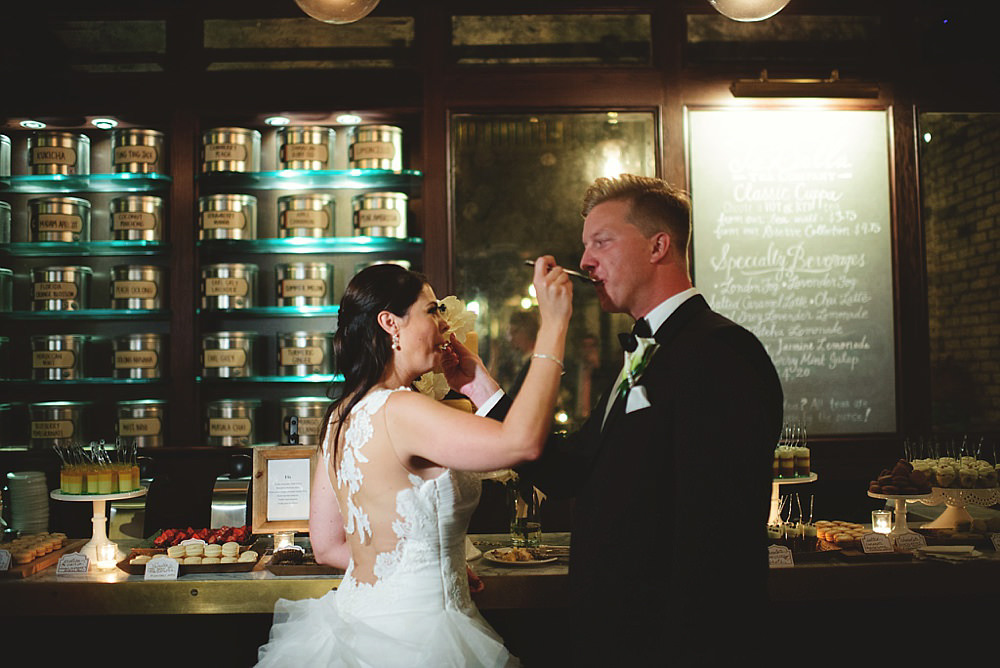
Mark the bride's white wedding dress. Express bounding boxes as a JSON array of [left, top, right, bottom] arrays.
[[257, 387, 519, 667]]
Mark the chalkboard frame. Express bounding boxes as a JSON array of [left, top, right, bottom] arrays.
[[683, 105, 901, 436]]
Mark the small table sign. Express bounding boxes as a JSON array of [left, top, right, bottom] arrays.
[[0, 549, 11, 572], [56, 552, 90, 575], [893, 532, 927, 552], [145, 555, 180, 580], [768, 545, 794, 568], [991, 533, 1000, 552], [861, 532, 894, 553]]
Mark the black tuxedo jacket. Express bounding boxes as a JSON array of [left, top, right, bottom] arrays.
[[490, 295, 783, 665]]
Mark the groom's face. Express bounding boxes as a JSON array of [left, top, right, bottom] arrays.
[[580, 199, 655, 317]]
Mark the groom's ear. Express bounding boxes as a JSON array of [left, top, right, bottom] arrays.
[[649, 232, 670, 263]]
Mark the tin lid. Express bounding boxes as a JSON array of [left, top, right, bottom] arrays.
[[33, 130, 91, 143], [202, 127, 262, 139], [117, 399, 167, 407], [202, 262, 259, 272], [282, 396, 332, 405], [203, 331, 258, 339], [0, 133, 9, 144], [278, 125, 336, 135], [0, 201, 11, 211], [207, 398, 262, 407], [32, 265, 95, 275], [113, 127, 164, 138], [30, 400, 91, 408], [29, 195, 92, 207], [0, 267, 12, 276]]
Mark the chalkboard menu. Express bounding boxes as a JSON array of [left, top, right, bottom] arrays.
[[688, 109, 895, 434]]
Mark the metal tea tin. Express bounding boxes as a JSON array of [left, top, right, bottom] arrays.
[[201, 263, 258, 310], [28, 196, 91, 242], [275, 262, 333, 307], [277, 125, 336, 170], [112, 128, 165, 174], [348, 125, 402, 170], [113, 333, 166, 379], [31, 334, 89, 380], [355, 259, 411, 274], [199, 194, 258, 240], [116, 400, 166, 448], [280, 397, 332, 445], [277, 331, 334, 376], [201, 127, 261, 173], [28, 131, 90, 175], [31, 265, 92, 311], [110, 195, 165, 241], [0, 267, 11, 311], [205, 399, 260, 447], [0, 201, 10, 243], [352, 192, 408, 238], [0, 133, 10, 177], [202, 331, 256, 378], [29, 401, 87, 449], [277, 193, 335, 238], [110, 264, 166, 310]]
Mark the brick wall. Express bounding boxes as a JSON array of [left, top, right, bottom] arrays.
[[920, 113, 1000, 432]]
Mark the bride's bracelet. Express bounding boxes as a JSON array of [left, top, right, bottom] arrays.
[[531, 353, 565, 374]]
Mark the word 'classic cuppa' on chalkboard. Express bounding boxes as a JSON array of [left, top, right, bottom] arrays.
[[688, 109, 895, 434]]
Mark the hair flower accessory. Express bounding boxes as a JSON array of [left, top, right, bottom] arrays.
[[414, 296, 477, 401]]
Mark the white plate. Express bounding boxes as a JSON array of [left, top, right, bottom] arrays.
[[482, 548, 557, 566]]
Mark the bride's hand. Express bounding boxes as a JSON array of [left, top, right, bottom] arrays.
[[532, 255, 573, 328], [442, 334, 500, 407]]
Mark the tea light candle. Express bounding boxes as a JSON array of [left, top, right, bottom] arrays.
[[872, 510, 892, 534], [273, 531, 295, 551], [96, 541, 119, 569]]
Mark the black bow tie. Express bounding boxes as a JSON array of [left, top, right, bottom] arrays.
[[617, 318, 651, 353]]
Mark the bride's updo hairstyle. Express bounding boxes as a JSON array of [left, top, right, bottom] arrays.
[[322, 263, 428, 465]]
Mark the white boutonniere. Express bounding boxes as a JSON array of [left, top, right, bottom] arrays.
[[616, 336, 659, 401], [414, 295, 477, 401]]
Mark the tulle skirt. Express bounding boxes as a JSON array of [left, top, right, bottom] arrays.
[[256, 589, 519, 668]]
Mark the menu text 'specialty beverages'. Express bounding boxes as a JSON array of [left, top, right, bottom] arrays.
[[689, 110, 896, 434]]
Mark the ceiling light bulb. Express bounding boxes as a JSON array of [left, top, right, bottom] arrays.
[[91, 118, 118, 130], [336, 113, 363, 125], [708, 0, 790, 22], [20, 120, 47, 129], [265, 116, 291, 126], [294, 0, 380, 25]]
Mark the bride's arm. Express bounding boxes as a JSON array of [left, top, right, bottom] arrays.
[[388, 257, 572, 471], [308, 457, 351, 568]]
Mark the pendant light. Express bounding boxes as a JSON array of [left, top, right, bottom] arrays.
[[708, 0, 790, 22], [294, 0, 380, 25]]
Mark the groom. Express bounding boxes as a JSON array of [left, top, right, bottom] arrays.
[[466, 175, 783, 665]]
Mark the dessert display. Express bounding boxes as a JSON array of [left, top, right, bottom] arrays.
[[54, 441, 141, 495], [814, 520, 868, 549], [1, 532, 67, 565], [867, 459, 932, 495], [151, 525, 252, 548], [910, 456, 999, 489], [270, 545, 307, 565], [773, 444, 810, 478], [119, 538, 262, 574]]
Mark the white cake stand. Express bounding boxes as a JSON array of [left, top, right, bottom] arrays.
[[50, 487, 148, 566], [867, 491, 934, 537], [916, 487, 1000, 529], [769, 473, 818, 524]]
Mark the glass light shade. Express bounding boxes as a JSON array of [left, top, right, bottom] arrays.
[[708, 0, 790, 22], [294, 0, 380, 24]]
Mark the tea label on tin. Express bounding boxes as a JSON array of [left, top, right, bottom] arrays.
[[296, 417, 323, 437], [113, 212, 157, 231], [204, 349, 247, 368], [116, 350, 158, 369], [31, 146, 77, 166], [201, 211, 247, 230], [280, 346, 324, 366], [32, 420, 75, 439], [280, 279, 327, 299], [282, 210, 330, 230], [113, 280, 158, 300], [281, 143, 329, 165], [119, 418, 162, 437], [33, 282, 78, 300], [204, 143, 248, 162], [357, 209, 402, 228], [56, 552, 90, 575], [350, 141, 396, 161], [209, 418, 252, 437], [204, 277, 249, 297], [33, 350, 76, 369], [114, 145, 158, 165], [37, 214, 83, 233]]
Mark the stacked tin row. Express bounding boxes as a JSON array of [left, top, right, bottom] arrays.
[[200, 125, 408, 239], [0, 264, 168, 312]]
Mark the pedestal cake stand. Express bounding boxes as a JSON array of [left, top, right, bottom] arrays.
[[50, 487, 147, 567]]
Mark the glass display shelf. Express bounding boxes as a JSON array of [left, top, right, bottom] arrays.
[[3, 308, 169, 320], [0, 173, 172, 194], [196, 374, 343, 384], [0, 241, 169, 257], [197, 168, 422, 192], [2, 377, 165, 386], [196, 305, 339, 318], [197, 236, 423, 255]]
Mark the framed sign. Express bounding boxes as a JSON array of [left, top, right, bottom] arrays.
[[251, 445, 320, 534], [687, 108, 896, 434]]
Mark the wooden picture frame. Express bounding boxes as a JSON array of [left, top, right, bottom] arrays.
[[251, 445, 320, 534]]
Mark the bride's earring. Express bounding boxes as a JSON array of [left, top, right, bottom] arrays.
[[392, 331, 401, 351]]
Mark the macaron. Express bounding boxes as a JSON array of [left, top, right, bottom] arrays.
[[166, 545, 185, 559], [221, 541, 240, 557], [238, 550, 258, 563], [204, 544, 222, 558], [183, 556, 202, 565], [185, 543, 205, 557], [202, 557, 221, 565]]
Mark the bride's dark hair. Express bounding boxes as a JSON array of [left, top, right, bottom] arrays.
[[321, 263, 429, 467]]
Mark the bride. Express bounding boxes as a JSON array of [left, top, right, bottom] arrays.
[[256, 258, 572, 667]]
